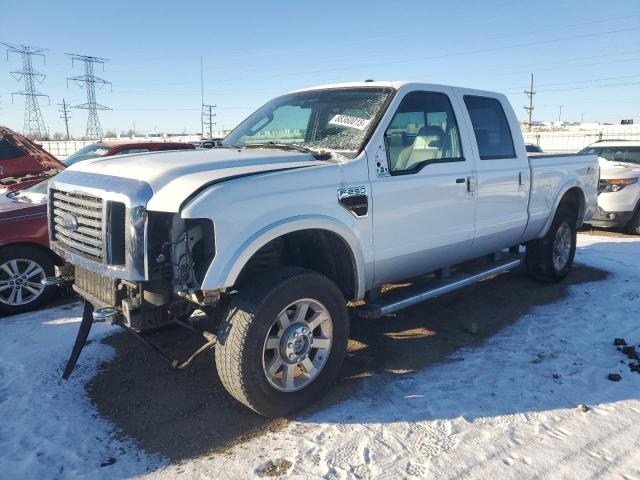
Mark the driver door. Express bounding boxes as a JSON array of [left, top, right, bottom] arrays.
[[367, 88, 477, 287]]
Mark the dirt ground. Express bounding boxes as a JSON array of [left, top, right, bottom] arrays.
[[87, 256, 610, 462]]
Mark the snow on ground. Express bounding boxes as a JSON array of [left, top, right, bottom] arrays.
[[1, 234, 639, 479]]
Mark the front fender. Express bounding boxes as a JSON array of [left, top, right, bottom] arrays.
[[200, 214, 367, 299]]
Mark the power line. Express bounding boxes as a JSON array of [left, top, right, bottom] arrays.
[[58, 99, 71, 140], [66, 53, 111, 140], [2, 42, 49, 139]]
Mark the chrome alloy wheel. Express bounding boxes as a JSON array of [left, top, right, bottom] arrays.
[[552, 222, 572, 271], [262, 298, 333, 392], [0, 259, 46, 307]]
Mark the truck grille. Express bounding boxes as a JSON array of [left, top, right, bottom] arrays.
[[51, 190, 104, 261]]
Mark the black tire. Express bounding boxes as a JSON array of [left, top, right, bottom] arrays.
[[215, 267, 349, 417], [0, 245, 57, 316], [625, 208, 640, 235], [525, 206, 577, 283]]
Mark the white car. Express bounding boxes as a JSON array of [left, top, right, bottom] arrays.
[[48, 81, 599, 416], [579, 141, 640, 234]]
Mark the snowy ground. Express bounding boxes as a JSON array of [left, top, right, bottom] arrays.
[[1, 234, 639, 479]]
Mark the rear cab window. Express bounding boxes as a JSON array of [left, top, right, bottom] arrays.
[[464, 96, 515, 160]]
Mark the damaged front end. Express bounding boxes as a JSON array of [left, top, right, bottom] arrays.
[[48, 172, 220, 377]]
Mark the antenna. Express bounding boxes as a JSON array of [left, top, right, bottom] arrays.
[[2, 43, 49, 139], [66, 53, 111, 140]]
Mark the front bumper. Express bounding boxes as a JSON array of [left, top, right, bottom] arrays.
[[587, 206, 634, 228]]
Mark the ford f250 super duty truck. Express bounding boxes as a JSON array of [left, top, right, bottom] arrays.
[[48, 81, 599, 417]]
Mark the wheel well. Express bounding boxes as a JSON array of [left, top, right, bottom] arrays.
[[557, 187, 584, 226], [236, 229, 357, 300], [0, 242, 64, 266]]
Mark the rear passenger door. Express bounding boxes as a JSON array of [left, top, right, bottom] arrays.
[[457, 93, 529, 255]]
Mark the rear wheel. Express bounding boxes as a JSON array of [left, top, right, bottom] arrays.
[[215, 267, 348, 417], [526, 207, 577, 283], [0, 245, 57, 316]]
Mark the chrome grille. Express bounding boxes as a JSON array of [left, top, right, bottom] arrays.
[[52, 190, 104, 260]]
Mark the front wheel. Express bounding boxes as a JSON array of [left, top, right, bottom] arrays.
[[215, 267, 348, 417], [525, 207, 577, 283]]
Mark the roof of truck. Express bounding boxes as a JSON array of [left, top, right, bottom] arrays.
[[289, 80, 502, 97]]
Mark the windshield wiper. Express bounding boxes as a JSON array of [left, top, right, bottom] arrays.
[[245, 142, 331, 160]]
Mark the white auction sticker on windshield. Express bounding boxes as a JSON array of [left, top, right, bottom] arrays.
[[328, 114, 371, 130]]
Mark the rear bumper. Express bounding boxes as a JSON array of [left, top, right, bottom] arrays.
[[587, 206, 634, 228]]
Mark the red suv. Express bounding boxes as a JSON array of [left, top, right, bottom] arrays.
[[0, 140, 195, 315]]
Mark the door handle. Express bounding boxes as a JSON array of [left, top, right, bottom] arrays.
[[456, 178, 465, 184], [466, 176, 477, 194], [518, 171, 527, 186]]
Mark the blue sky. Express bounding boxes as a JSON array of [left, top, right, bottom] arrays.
[[1, 0, 638, 136]]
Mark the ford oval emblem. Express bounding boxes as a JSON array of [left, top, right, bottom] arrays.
[[60, 211, 79, 232]]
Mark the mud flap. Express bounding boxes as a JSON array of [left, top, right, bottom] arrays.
[[62, 300, 95, 379]]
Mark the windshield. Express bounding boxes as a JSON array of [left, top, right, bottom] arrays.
[[580, 146, 640, 165], [63, 144, 111, 166], [223, 87, 394, 158]]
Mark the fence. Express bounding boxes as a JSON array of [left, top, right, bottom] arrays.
[[522, 129, 640, 153], [39, 140, 95, 160]]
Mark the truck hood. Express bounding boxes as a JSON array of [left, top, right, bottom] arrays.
[[598, 157, 640, 180], [60, 147, 328, 212]]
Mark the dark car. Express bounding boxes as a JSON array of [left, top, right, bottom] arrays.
[[0, 141, 195, 315], [525, 144, 543, 153]]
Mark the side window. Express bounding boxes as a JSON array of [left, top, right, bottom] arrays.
[[0, 138, 24, 161], [463, 96, 515, 160], [385, 92, 463, 174]]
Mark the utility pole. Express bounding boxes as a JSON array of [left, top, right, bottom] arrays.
[[202, 104, 216, 139], [66, 53, 111, 140], [2, 43, 49, 139], [523, 73, 535, 131], [58, 99, 71, 140], [200, 56, 204, 138], [558, 105, 563, 123]]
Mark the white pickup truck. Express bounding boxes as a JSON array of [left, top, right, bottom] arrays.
[[49, 81, 599, 417]]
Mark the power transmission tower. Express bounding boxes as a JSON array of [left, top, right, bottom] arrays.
[[59, 99, 71, 140], [66, 53, 111, 140], [523, 73, 535, 131], [202, 104, 217, 139], [2, 43, 49, 139]]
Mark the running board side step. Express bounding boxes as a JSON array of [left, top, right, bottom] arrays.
[[357, 257, 522, 319]]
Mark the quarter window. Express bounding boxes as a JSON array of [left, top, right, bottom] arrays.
[[385, 92, 463, 173], [464, 96, 515, 160]]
